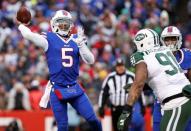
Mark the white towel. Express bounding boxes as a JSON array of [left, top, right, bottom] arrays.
[[39, 81, 52, 108]]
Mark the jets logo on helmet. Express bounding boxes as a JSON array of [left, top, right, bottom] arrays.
[[135, 33, 145, 41], [161, 26, 182, 51], [134, 29, 160, 52]]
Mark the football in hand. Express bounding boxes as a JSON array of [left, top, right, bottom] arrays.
[[16, 6, 31, 24]]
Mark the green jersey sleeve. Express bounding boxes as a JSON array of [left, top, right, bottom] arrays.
[[130, 52, 144, 66]]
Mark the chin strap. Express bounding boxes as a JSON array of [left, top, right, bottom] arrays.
[[58, 33, 69, 38], [57, 30, 71, 38]]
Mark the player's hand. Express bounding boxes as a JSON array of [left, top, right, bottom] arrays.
[[98, 107, 105, 118], [117, 105, 132, 131], [14, 17, 30, 26], [73, 26, 87, 47]]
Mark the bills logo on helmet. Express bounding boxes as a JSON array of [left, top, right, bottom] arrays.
[[167, 26, 173, 33], [62, 10, 68, 16]]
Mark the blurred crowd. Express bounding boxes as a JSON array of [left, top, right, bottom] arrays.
[[1, 0, 191, 128]]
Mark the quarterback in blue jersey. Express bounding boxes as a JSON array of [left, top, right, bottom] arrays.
[[18, 10, 102, 131], [153, 26, 191, 131]]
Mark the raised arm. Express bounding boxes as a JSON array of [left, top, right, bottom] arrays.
[[73, 26, 95, 64], [18, 24, 48, 51]]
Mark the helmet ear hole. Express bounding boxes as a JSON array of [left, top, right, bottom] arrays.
[[140, 44, 143, 47]]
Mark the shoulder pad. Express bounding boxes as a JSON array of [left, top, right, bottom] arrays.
[[182, 48, 190, 51], [180, 48, 191, 58], [180, 48, 191, 54], [130, 52, 144, 66]]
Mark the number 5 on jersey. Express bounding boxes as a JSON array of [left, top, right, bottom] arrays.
[[62, 48, 73, 67]]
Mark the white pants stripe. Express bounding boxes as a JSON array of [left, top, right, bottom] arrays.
[[166, 106, 182, 131], [172, 107, 182, 131], [166, 109, 176, 131]]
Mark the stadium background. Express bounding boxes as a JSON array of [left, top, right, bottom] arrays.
[[0, 0, 191, 131]]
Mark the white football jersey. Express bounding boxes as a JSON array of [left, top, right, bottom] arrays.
[[131, 46, 190, 103]]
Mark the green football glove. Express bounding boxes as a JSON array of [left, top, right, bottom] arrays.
[[117, 105, 132, 131], [123, 83, 132, 92]]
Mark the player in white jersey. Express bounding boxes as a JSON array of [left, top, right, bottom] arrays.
[[117, 28, 191, 131]]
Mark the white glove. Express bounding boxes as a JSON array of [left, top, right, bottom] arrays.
[[73, 26, 87, 47], [39, 81, 52, 108]]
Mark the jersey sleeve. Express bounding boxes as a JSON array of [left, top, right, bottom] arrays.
[[130, 52, 145, 66], [18, 24, 48, 51], [41, 32, 47, 39]]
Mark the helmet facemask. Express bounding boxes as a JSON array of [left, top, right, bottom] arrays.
[[54, 18, 72, 36], [160, 26, 182, 51], [162, 36, 180, 51]]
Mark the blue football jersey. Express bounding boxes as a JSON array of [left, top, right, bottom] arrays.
[[175, 48, 191, 72], [45, 32, 80, 85]]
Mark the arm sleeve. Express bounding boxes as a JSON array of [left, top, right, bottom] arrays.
[[79, 43, 95, 64], [18, 24, 48, 51], [98, 77, 110, 108]]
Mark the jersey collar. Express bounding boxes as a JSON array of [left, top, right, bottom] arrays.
[[56, 33, 74, 44]]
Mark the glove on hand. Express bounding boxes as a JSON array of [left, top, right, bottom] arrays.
[[117, 105, 132, 131]]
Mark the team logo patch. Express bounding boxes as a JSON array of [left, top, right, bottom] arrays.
[[135, 33, 145, 41], [62, 10, 68, 16], [167, 26, 173, 33]]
